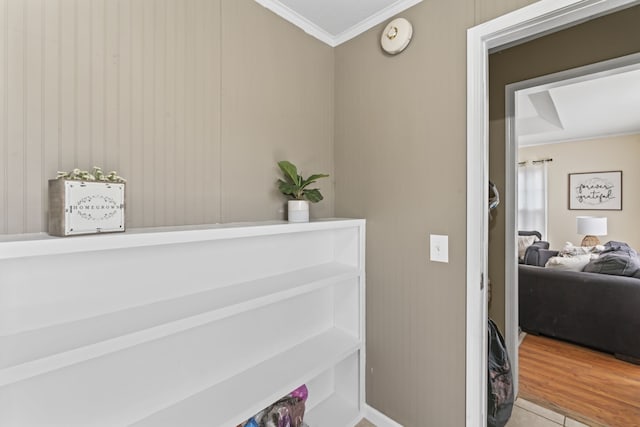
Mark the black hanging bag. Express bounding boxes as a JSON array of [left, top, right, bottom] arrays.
[[487, 318, 514, 427]]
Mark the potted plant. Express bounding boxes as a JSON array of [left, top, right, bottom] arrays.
[[277, 160, 329, 222]]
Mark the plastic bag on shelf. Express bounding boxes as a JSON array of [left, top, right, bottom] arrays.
[[239, 385, 308, 427]]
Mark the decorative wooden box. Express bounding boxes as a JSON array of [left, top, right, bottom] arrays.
[[48, 179, 125, 237]]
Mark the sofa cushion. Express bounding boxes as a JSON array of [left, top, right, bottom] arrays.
[[583, 241, 640, 277], [522, 244, 554, 266], [545, 254, 592, 271]]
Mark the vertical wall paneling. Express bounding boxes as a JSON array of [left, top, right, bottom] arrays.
[[59, 0, 76, 172], [172, 0, 186, 225], [190, 0, 202, 224], [210, 0, 224, 222], [42, 0, 61, 230], [182, 0, 196, 225], [195, 0, 220, 225], [6, 0, 25, 233], [104, 0, 118, 173], [1, 0, 332, 234], [200, 0, 210, 222], [0, 0, 8, 233], [24, 0, 43, 233], [153, 0, 165, 225], [117, 0, 132, 227], [90, 0, 105, 169], [216, 1, 222, 222], [141, 0, 154, 224], [193, 0, 205, 224], [163, 0, 175, 225], [75, 0, 90, 167], [129, 0, 144, 227]]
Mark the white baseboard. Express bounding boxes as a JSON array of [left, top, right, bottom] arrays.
[[364, 404, 403, 427]]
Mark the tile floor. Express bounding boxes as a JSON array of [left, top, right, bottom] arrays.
[[507, 398, 590, 427], [354, 398, 591, 427]]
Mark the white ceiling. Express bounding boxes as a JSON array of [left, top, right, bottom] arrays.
[[254, 0, 423, 46], [516, 67, 640, 146]]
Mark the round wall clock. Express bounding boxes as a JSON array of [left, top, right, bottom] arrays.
[[381, 18, 413, 55]]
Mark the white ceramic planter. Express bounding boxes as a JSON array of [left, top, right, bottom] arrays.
[[287, 200, 309, 223]]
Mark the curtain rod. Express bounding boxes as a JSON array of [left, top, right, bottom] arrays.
[[518, 158, 553, 166]]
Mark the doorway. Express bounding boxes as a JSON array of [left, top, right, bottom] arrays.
[[504, 51, 640, 393], [466, 0, 640, 425]]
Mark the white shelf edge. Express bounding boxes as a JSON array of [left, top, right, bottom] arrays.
[[129, 328, 361, 427], [0, 219, 365, 260], [0, 264, 360, 387], [1, 262, 360, 337]]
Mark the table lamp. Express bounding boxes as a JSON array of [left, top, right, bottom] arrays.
[[576, 216, 607, 246]]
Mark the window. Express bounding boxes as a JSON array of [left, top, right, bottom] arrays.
[[518, 162, 548, 239]]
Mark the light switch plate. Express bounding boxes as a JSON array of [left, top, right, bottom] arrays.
[[430, 234, 449, 263]]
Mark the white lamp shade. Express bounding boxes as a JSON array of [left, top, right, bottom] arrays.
[[576, 216, 607, 236]]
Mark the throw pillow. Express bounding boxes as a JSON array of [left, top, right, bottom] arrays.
[[518, 235, 539, 260], [545, 254, 591, 272], [583, 241, 640, 277]]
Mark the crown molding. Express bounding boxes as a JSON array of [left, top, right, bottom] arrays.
[[254, 0, 423, 47], [332, 0, 423, 46], [253, 0, 337, 46]]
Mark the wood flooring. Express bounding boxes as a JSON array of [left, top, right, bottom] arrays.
[[519, 334, 640, 427]]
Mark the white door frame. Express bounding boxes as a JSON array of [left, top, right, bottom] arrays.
[[466, 1, 640, 426]]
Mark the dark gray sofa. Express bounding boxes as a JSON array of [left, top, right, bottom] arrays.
[[519, 262, 640, 364]]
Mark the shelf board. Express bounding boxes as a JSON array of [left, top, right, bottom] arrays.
[[0, 263, 359, 386], [129, 328, 360, 427], [0, 219, 364, 260]]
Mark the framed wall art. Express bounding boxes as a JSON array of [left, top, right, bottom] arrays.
[[568, 170, 622, 210]]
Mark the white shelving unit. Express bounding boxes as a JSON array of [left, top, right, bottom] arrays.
[[0, 219, 365, 427]]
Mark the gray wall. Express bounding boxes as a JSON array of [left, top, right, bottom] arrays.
[[334, 0, 536, 425], [488, 5, 640, 330], [0, 0, 334, 234]]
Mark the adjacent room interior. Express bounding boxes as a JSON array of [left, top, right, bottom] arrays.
[[489, 6, 640, 426]]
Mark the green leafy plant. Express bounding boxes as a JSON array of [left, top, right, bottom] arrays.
[[277, 160, 329, 203], [56, 166, 126, 183]]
